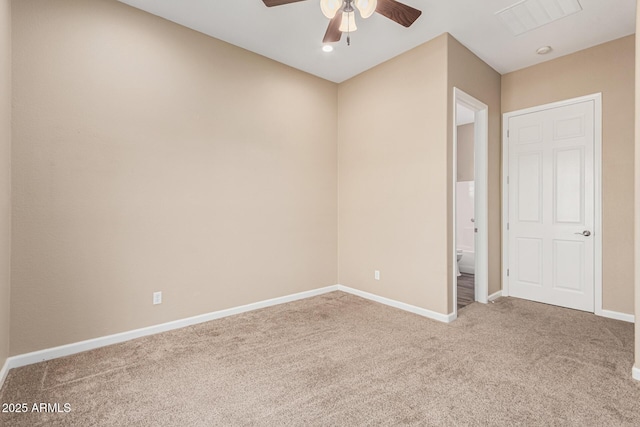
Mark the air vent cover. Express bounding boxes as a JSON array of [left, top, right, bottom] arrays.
[[496, 0, 583, 36]]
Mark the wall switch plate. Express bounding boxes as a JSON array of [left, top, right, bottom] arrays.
[[153, 291, 162, 305], [374, 270, 380, 280]]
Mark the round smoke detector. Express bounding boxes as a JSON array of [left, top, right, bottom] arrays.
[[536, 46, 553, 55]]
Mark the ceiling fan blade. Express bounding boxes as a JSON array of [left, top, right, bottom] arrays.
[[376, 0, 422, 27], [262, 0, 308, 7], [323, 13, 342, 43]]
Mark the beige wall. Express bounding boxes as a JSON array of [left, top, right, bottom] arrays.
[[338, 34, 501, 316], [635, 1, 639, 374], [11, 0, 338, 355], [0, 0, 10, 369], [338, 34, 450, 314], [447, 35, 502, 310], [502, 36, 635, 315], [456, 124, 474, 182]]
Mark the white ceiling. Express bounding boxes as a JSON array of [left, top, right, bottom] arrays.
[[117, 0, 636, 83]]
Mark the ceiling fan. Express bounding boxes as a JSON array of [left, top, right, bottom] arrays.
[[262, 0, 422, 45]]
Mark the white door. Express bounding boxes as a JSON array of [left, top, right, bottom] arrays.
[[507, 100, 594, 312]]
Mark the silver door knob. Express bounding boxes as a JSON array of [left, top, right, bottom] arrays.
[[575, 230, 591, 237]]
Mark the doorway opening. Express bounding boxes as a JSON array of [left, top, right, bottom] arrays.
[[453, 88, 489, 317], [455, 103, 476, 310]]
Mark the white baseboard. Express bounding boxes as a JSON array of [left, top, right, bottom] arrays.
[[3, 284, 629, 381], [336, 285, 455, 323], [488, 291, 502, 302], [0, 284, 499, 375], [599, 309, 635, 324], [633, 366, 640, 381], [5, 285, 341, 371], [0, 357, 9, 391]]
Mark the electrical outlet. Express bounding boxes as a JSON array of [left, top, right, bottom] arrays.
[[374, 270, 380, 281], [153, 291, 162, 305]]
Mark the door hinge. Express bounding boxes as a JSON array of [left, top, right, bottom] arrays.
[[507, 222, 509, 231], [507, 176, 509, 185], [507, 269, 510, 277], [507, 129, 510, 138]]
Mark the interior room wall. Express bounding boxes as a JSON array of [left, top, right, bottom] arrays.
[[447, 35, 502, 310], [502, 35, 635, 316], [456, 124, 474, 182], [337, 34, 500, 317], [0, 0, 11, 370], [634, 0, 639, 375], [337, 34, 450, 315], [11, 0, 338, 355]]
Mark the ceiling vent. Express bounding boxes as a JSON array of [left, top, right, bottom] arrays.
[[496, 0, 583, 36]]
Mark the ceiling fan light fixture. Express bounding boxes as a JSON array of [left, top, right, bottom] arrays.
[[320, 0, 342, 19], [339, 11, 357, 32], [355, 0, 377, 19]]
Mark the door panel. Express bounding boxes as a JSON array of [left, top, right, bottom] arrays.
[[554, 148, 583, 223], [517, 124, 543, 144], [516, 238, 542, 285], [508, 100, 594, 312], [554, 115, 584, 140], [517, 152, 542, 222], [552, 240, 583, 292]]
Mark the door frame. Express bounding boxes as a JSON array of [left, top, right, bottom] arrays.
[[501, 93, 603, 315], [453, 88, 489, 317]]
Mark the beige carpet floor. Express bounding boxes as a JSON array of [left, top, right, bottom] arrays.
[[1, 291, 639, 426]]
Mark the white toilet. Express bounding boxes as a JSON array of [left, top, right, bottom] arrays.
[[456, 250, 463, 277]]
